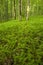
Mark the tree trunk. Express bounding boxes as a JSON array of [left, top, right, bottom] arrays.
[[14, 0, 16, 19], [26, 0, 30, 20], [18, 0, 22, 20], [10, 0, 12, 19]]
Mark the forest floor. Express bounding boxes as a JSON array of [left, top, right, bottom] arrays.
[[0, 16, 43, 65], [0, 16, 43, 30]]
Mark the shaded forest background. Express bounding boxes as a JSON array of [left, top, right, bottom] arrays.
[[0, 0, 43, 21]]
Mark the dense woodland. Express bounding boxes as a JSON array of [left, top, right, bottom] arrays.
[[0, 0, 43, 65], [0, 0, 43, 21]]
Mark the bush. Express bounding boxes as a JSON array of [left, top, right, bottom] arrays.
[[0, 19, 43, 65]]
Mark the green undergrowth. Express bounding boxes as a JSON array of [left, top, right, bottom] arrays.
[[0, 17, 43, 65]]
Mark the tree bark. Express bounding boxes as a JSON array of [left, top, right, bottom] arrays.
[[14, 0, 16, 19], [18, 0, 22, 20], [26, 0, 30, 20]]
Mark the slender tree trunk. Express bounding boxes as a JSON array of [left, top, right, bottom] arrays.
[[3, 0, 8, 21], [18, 0, 22, 20], [10, 0, 13, 19], [6, 0, 8, 20], [0, 0, 3, 21], [26, 0, 30, 20], [0, 0, 1, 21], [14, 0, 16, 19]]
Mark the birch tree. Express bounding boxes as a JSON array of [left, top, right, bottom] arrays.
[[26, 0, 30, 20]]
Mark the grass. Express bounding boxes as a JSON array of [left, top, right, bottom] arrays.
[[0, 16, 43, 65]]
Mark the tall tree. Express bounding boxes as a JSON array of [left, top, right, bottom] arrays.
[[14, 0, 16, 19], [18, 0, 22, 20], [0, 0, 3, 21], [5, 0, 8, 20], [10, 0, 12, 19], [26, 0, 30, 20], [0, 0, 1, 21]]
